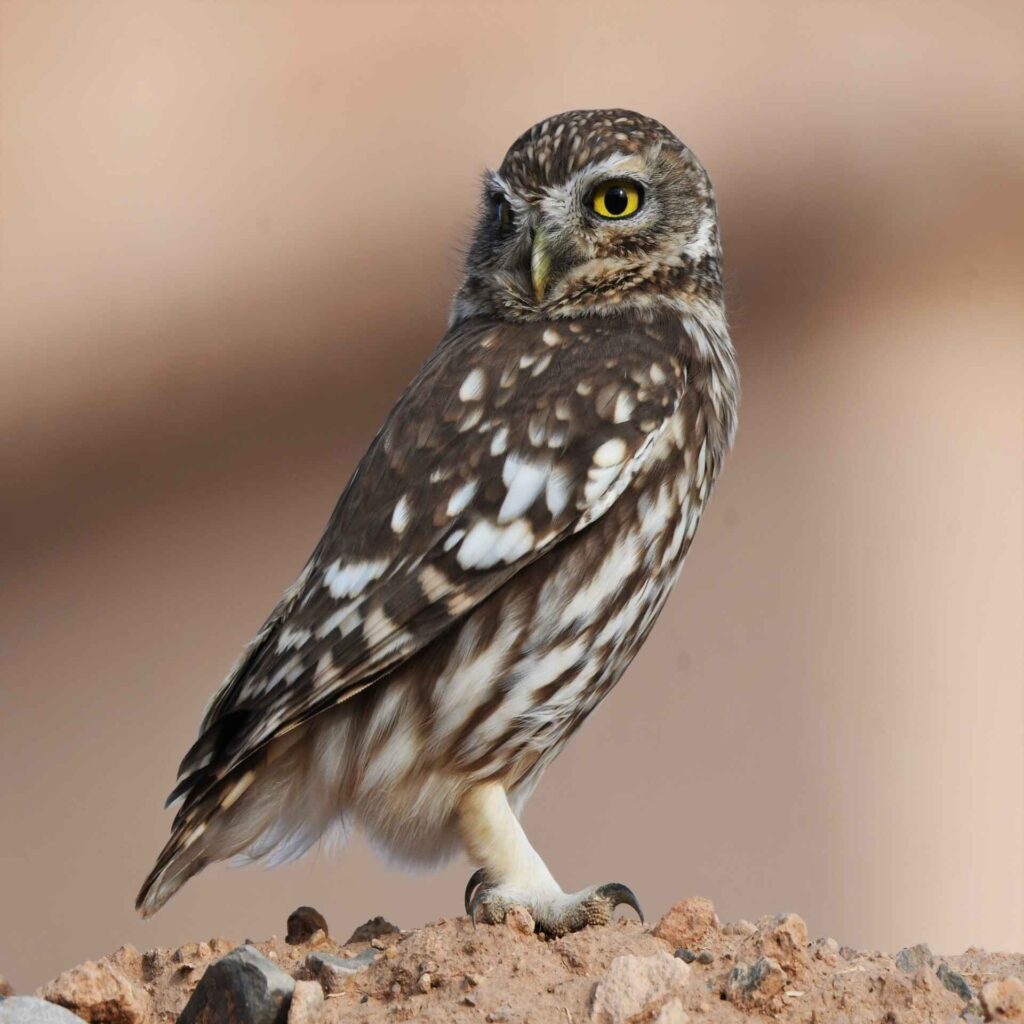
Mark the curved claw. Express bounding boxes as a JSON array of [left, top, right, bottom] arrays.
[[467, 882, 492, 928], [595, 882, 644, 925], [464, 867, 488, 916]]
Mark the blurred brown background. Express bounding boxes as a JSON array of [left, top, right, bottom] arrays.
[[2, 0, 1022, 993]]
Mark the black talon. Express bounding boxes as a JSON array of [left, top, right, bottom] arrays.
[[595, 883, 644, 925], [464, 867, 488, 916], [467, 884, 489, 928]]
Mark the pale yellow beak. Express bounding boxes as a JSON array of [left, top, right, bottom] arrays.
[[530, 226, 552, 302]]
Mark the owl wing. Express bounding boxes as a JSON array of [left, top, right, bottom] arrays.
[[169, 314, 686, 819]]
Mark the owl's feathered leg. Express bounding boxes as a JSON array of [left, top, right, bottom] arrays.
[[457, 782, 642, 936]]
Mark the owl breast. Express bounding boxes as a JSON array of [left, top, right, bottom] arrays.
[[414, 404, 711, 794]]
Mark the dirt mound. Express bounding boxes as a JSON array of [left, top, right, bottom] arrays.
[[11, 898, 1024, 1023]]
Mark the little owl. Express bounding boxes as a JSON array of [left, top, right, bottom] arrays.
[[137, 109, 738, 935]]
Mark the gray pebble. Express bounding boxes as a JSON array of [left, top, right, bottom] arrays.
[[0, 998, 87, 1024], [306, 948, 378, 994], [697, 950, 714, 965], [896, 943, 934, 974], [179, 945, 294, 1024], [936, 962, 973, 1002], [674, 948, 697, 963]]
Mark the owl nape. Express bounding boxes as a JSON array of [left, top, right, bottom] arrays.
[[137, 110, 737, 937]]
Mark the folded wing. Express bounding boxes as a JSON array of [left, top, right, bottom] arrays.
[[170, 315, 686, 824]]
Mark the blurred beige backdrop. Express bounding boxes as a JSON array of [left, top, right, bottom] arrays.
[[2, 0, 1022, 993]]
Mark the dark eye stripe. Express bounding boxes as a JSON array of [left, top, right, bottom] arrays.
[[493, 195, 513, 233]]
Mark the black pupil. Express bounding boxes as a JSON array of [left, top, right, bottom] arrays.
[[604, 186, 629, 215]]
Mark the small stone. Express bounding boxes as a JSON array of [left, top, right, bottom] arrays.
[[505, 906, 535, 935], [741, 914, 810, 977], [696, 950, 714, 965], [591, 952, 691, 1024], [306, 949, 377, 994], [0, 998, 87, 1023], [384, 946, 399, 960], [0, 976, 12, 997], [486, 1008, 511, 1023], [305, 930, 327, 948], [174, 944, 200, 964], [653, 898, 719, 949], [913, 967, 938, 993], [896, 943, 935, 974], [723, 919, 757, 937], [106, 948, 141, 980], [936, 962, 973, 1003], [462, 995, 477, 1007], [346, 916, 400, 944], [179, 946, 294, 1024], [652, 999, 689, 1024], [286, 907, 329, 945], [38, 958, 151, 1024], [417, 973, 432, 994], [724, 956, 787, 1008], [210, 938, 234, 956], [196, 942, 212, 959], [674, 948, 696, 964], [287, 981, 324, 1024], [980, 976, 1024, 1020], [140, 950, 164, 982]]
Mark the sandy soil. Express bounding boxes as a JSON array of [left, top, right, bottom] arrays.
[[14, 897, 1024, 1023]]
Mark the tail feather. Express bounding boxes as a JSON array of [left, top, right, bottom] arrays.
[[137, 726, 329, 916], [136, 759, 261, 917], [136, 828, 210, 917]]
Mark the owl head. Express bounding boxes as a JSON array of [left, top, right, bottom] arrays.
[[452, 109, 722, 326]]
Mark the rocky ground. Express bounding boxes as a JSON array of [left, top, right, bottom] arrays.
[[3, 898, 1023, 1023]]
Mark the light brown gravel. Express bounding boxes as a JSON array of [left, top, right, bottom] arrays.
[[24, 897, 1024, 1024]]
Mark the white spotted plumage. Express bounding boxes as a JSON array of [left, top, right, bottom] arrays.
[[138, 109, 738, 935]]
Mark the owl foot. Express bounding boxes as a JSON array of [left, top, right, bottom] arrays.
[[465, 873, 643, 936]]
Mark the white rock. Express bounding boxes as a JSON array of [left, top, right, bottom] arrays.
[[287, 980, 324, 1024], [652, 998, 689, 1024], [591, 952, 690, 1024]]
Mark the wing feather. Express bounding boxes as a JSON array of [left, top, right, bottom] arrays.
[[171, 314, 686, 818]]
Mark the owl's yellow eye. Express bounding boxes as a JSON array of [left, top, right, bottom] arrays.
[[590, 180, 643, 219]]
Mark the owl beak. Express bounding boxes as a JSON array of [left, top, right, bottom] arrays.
[[530, 226, 552, 302]]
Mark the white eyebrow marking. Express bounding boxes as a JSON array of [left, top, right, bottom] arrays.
[[485, 169, 512, 196]]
